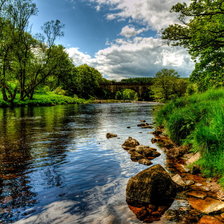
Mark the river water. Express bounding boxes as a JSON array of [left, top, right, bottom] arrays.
[[0, 103, 165, 224]]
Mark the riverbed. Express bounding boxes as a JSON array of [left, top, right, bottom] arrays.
[[0, 103, 165, 223]]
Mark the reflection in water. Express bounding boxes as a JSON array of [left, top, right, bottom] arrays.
[[0, 103, 164, 223]]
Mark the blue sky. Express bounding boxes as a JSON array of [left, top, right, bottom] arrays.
[[30, 0, 194, 80]]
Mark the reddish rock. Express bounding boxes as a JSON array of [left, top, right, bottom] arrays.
[[198, 215, 223, 224], [187, 191, 207, 199], [188, 197, 224, 214]]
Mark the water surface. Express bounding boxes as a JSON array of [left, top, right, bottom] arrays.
[[0, 103, 165, 223]]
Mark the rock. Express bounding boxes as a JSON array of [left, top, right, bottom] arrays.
[[127, 126, 131, 128], [185, 180, 195, 186], [135, 145, 147, 154], [137, 123, 153, 129], [122, 137, 140, 150], [187, 191, 207, 199], [175, 164, 190, 173], [129, 151, 144, 162], [126, 164, 177, 207], [198, 215, 223, 224], [138, 159, 152, 166], [172, 174, 186, 187], [191, 165, 201, 174], [140, 120, 146, 122], [106, 133, 117, 138], [152, 130, 162, 136], [186, 152, 201, 165], [188, 197, 224, 214]]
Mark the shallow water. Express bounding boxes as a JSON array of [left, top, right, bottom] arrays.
[[0, 103, 165, 224]]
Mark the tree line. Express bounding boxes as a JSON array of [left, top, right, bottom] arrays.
[[0, 0, 106, 104]]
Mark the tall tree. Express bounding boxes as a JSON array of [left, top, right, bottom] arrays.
[[162, 0, 224, 90]]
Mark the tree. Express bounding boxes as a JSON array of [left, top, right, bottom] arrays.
[[151, 69, 187, 101], [162, 0, 224, 90], [73, 64, 103, 98], [115, 89, 138, 101]]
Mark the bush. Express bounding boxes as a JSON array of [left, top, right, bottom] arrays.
[[155, 88, 224, 184], [115, 89, 138, 101]]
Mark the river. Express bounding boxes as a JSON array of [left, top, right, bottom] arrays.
[[0, 103, 165, 224]]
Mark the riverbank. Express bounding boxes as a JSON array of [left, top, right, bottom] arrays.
[[0, 93, 90, 107], [155, 88, 224, 186], [151, 126, 224, 223], [93, 99, 158, 104]]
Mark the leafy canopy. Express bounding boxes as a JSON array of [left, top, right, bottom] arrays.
[[162, 0, 224, 90]]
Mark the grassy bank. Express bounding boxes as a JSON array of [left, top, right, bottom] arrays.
[[0, 92, 90, 107], [155, 88, 224, 185]]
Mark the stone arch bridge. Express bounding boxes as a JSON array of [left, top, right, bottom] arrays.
[[100, 83, 152, 99]]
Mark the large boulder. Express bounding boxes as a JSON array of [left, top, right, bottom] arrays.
[[122, 137, 140, 150], [126, 164, 177, 207]]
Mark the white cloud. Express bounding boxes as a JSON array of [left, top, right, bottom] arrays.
[[88, 0, 190, 31], [67, 37, 194, 80], [120, 25, 147, 38], [65, 48, 92, 66]]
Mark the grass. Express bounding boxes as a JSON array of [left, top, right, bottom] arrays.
[[0, 92, 90, 107], [155, 88, 224, 186]]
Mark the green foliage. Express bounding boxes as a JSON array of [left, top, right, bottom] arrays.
[[53, 87, 66, 95], [156, 88, 224, 182], [162, 0, 224, 90], [115, 89, 138, 101], [0, 91, 88, 106], [151, 69, 187, 102], [120, 77, 153, 84]]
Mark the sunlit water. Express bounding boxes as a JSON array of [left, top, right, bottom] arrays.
[[0, 103, 166, 224]]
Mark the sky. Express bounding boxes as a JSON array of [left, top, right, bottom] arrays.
[[30, 0, 194, 80]]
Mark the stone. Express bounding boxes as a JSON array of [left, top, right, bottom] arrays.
[[186, 152, 201, 166], [135, 145, 160, 158], [137, 123, 153, 129], [187, 191, 207, 199], [129, 151, 144, 162], [198, 215, 223, 224], [122, 137, 140, 150], [106, 133, 117, 138], [126, 164, 177, 207], [138, 159, 152, 166], [188, 197, 224, 214], [152, 130, 162, 136], [172, 174, 186, 187], [185, 180, 195, 186]]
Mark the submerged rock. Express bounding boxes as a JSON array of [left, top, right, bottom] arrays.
[[126, 164, 177, 207], [122, 137, 140, 150], [106, 133, 117, 139], [138, 159, 152, 166]]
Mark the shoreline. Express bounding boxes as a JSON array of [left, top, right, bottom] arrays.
[[152, 126, 224, 223]]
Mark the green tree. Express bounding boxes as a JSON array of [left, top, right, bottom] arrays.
[[151, 69, 187, 101], [74, 64, 103, 98], [115, 89, 138, 101], [162, 0, 224, 90]]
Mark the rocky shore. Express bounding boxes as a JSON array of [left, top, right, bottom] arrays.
[[107, 120, 224, 223], [150, 126, 224, 224]]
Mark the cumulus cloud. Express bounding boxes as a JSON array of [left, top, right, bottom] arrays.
[[120, 25, 147, 38], [66, 48, 92, 66], [67, 37, 194, 80], [88, 0, 190, 31]]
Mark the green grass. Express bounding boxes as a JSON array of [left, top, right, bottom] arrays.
[[0, 92, 90, 107], [155, 88, 224, 185]]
